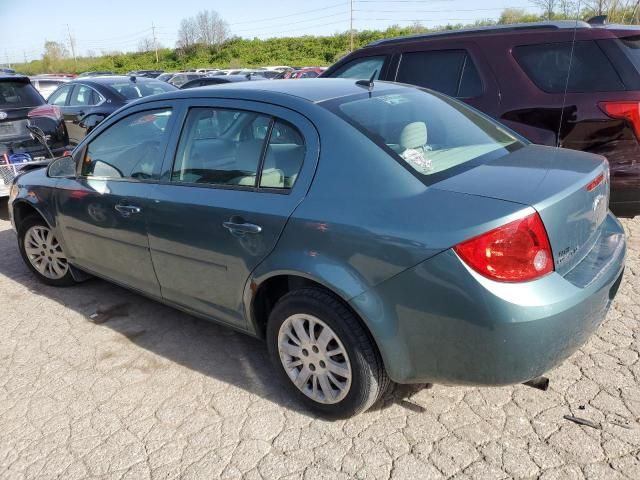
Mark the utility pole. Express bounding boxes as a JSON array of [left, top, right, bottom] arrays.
[[23, 51, 27, 64], [66, 24, 77, 69], [350, 0, 354, 52], [152, 21, 159, 63], [4, 51, 10, 68]]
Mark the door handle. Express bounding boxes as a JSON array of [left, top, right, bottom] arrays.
[[222, 220, 262, 235], [115, 204, 142, 217]]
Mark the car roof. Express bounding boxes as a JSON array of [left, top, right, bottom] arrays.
[[70, 75, 162, 85], [144, 78, 409, 104], [0, 74, 29, 82], [364, 20, 640, 47]]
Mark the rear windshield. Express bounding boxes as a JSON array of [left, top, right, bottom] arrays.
[[109, 80, 175, 100], [321, 88, 522, 178], [0, 81, 43, 109]]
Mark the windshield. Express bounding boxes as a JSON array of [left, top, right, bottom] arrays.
[[0, 81, 43, 109], [110, 80, 175, 100], [322, 88, 522, 177]]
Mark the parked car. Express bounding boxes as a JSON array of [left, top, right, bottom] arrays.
[[156, 72, 177, 83], [0, 74, 69, 196], [77, 71, 113, 77], [322, 20, 640, 217], [29, 75, 71, 100], [127, 70, 164, 78], [179, 74, 266, 89], [0, 68, 16, 74], [47, 75, 177, 145], [167, 73, 203, 88], [8, 79, 625, 417], [291, 67, 326, 79]]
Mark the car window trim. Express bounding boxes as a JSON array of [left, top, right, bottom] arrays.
[[166, 105, 299, 195], [78, 105, 176, 183], [394, 48, 484, 99]]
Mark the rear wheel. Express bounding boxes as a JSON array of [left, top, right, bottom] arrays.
[[18, 215, 75, 287], [267, 288, 389, 418]]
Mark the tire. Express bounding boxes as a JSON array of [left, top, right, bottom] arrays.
[[267, 287, 389, 419], [17, 214, 76, 287]]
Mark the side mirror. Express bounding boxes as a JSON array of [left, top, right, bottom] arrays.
[[79, 113, 107, 131], [47, 155, 76, 178]]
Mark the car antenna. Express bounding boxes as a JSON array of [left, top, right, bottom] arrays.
[[130, 75, 137, 82], [356, 70, 377, 97]]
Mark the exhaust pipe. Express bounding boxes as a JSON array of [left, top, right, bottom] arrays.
[[523, 376, 549, 391]]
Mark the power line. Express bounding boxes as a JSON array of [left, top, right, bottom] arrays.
[[227, 2, 346, 25]]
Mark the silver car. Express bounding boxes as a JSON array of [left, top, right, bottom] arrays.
[[29, 76, 70, 100]]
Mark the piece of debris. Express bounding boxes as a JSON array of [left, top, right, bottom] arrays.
[[608, 417, 633, 430], [88, 303, 130, 324], [578, 405, 586, 410], [563, 414, 601, 430]]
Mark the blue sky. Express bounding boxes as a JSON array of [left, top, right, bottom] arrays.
[[1, 0, 540, 64]]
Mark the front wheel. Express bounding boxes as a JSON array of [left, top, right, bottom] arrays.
[[267, 288, 389, 418], [18, 215, 76, 287]]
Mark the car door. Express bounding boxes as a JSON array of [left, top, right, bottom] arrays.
[[145, 99, 319, 329], [54, 103, 178, 297], [64, 83, 104, 145]]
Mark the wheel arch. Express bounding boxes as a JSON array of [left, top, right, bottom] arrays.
[[244, 270, 388, 375]]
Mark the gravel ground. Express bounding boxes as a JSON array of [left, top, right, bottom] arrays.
[[0, 199, 638, 479]]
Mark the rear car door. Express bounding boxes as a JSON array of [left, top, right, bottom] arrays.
[[146, 99, 319, 329], [65, 84, 104, 145], [54, 102, 178, 297]]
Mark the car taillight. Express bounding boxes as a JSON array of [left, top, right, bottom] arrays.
[[599, 101, 640, 138], [27, 104, 62, 122], [454, 212, 554, 283]]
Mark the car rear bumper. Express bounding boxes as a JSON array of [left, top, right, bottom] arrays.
[[350, 213, 626, 385]]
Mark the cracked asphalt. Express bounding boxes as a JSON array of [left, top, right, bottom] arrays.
[[0, 199, 638, 479]]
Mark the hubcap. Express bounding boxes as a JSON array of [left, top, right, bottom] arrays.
[[23, 225, 69, 280], [278, 314, 352, 404]]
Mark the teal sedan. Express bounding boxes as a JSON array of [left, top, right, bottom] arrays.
[[8, 79, 626, 418]]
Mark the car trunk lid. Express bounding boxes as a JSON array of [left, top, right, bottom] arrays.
[[433, 144, 610, 276]]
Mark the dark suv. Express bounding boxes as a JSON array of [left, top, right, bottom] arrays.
[[1, 75, 69, 196], [323, 21, 640, 217]]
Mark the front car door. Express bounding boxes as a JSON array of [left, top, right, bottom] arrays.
[[145, 99, 319, 329], [54, 102, 178, 297]]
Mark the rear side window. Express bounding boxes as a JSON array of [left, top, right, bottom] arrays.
[[48, 84, 72, 106], [0, 81, 43, 108], [395, 50, 482, 98], [172, 108, 304, 190], [70, 85, 102, 106], [514, 41, 625, 93], [329, 56, 386, 80], [83, 108, 173, 179], [261, 120, 305, 189]]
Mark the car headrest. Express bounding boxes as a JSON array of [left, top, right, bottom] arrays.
[[399, 122, 428, 150]]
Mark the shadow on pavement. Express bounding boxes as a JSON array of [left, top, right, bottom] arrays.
[[0, 217, 415, 417]]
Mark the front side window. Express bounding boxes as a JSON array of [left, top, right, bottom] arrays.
[[514, 41, 625, 93], [329, 56, 386, 80], [83, 108, 172, 179], [322, 89, 522, 180], [395, 49, 482, 98]]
